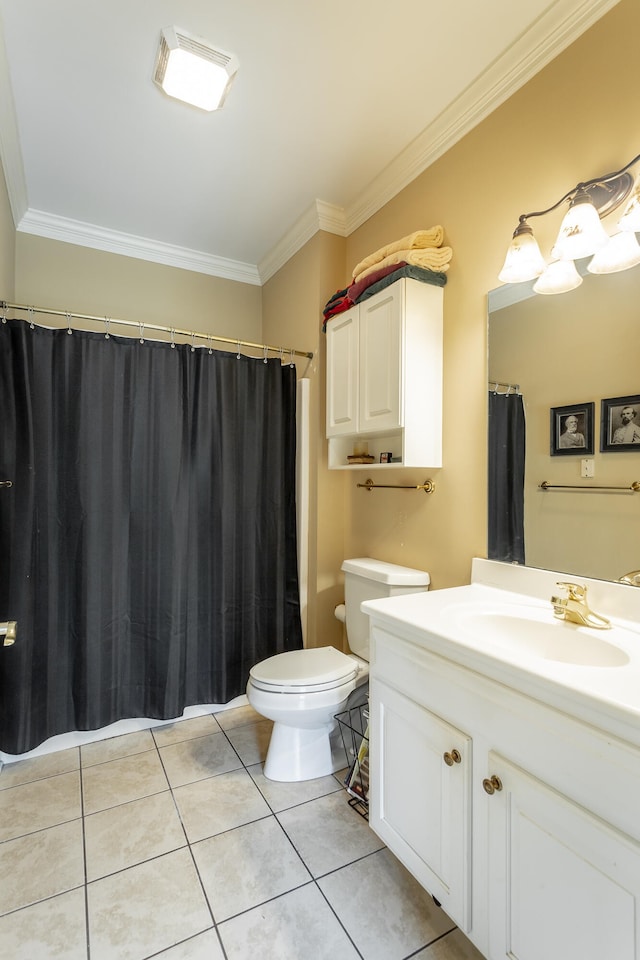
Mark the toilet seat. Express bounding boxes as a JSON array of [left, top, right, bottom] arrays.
[[248, 647, 359, 694]]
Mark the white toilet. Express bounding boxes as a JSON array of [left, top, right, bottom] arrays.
[[246, 557, 430, 781]]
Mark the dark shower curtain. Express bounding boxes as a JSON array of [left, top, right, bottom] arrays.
[[488, 390, 526, 565], [0, 321, 303, 755]]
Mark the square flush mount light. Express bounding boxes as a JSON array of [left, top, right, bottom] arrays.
[[153, 26, 238, 112]]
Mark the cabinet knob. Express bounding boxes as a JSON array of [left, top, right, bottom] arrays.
[[443, 749, 462, 766], [482, 775, 503, 795]]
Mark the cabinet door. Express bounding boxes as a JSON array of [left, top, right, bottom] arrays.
[[358, 288, 402, 434], [326, 308, 359, 437], [369, 679, 472, 931], [487, 753, 640, 960]]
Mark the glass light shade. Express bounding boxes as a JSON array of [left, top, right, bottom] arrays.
[[154, 27, 238, 112], [533, 259, 583, 295], [161, 49, 231, 111], [587, 231, 640, 274], [617, 179, 640, 232], [552, 193, 609, 261], [498, 223, 547, 283]]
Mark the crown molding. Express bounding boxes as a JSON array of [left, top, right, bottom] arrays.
[[17, 209, 261, 285], [2, 0, 619, 286], [344, 0, 621, 234], [258, 199, 346, 283]]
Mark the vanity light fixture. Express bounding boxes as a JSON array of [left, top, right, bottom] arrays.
[[499, 151, 640, 291], [533, 258, 583, 296], [153, 26, 238, 112]]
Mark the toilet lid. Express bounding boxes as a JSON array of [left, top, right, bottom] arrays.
[[249, 647, 358, 691]]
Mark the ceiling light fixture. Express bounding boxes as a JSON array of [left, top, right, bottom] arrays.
[[499, 152, 640, 292], [153, 26, 238, 112]]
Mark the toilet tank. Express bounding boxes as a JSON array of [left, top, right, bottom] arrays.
[[341, 558, 430, 661]]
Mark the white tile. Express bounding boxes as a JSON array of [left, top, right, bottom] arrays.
[[193, 816, 310, 921], [154, 929, 225, 959], [218, 883, 360, 960], [412, 928, 485, 959], [152, 715, 219, 747], [413, 930, 484, 960], [223, 719, 273, 765], [247, 761, 341, 812], [87, 848, 211, 960], [173, 768, 271, 843], [0, 747, 79, 790], [80, 730, 155, 767], [213, 704, 264, 731], [0, 771, 81, 842], [0, 887, 87, 960], [159, 733, 241, 788], [319, 847, 455, 959], [84, 790, 186, 880], [82, 749, 168, 815], [0, 819, 84, 915], [277, 790, 383, 876]]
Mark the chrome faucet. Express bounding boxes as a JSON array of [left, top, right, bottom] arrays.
[[619, 570, 640, 587], [0, 620, 17, 646], [551, 582, 611, 630]]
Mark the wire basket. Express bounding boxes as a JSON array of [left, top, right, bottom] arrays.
[[335, 702, 369, 818]]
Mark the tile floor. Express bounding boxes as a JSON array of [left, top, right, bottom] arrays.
[[0, 704, 484, 960]]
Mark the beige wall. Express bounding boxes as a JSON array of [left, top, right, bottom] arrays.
[[15, 234, 262, 343], [490, 267, 640, 581], [332, 0, 639, 592], [0, 157, 15, 300]]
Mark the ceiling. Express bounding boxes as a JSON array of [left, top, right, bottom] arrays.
[[0, 0, 619, 285]]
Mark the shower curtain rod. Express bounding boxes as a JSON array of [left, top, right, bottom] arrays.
[[0, 300, 314, 360], [489, 380, 520, 394]]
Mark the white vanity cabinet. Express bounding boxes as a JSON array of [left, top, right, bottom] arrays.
[[325, 277, 443, 469], [487, 752, 640, 960], [368, 622, 640, 960], [370, 678, 472, 930]]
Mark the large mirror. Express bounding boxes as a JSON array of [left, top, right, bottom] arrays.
[[488, 265, 640, 583]]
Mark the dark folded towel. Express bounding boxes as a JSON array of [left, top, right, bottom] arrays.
[[322, 262, 447, 332], [355, 264, 447, 304]]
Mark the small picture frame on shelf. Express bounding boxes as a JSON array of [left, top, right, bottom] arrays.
[[600, 394, 640, 451], [379, 451, 392, 463], [550, 402, 594, 456]]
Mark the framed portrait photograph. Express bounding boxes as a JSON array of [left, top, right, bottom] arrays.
[[600, 394, 640, 451], [550, 402, 594, 456]]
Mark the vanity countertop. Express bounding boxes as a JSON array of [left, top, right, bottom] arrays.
[[362, 559, 640, 748]]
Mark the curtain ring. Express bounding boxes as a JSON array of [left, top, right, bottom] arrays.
[[290, 348, 295, 368], [207, 335, 213, 356], [28, 306, 35, 330], [104, 317, 110, 339], [139, 322, 145, 344], [279, 347, 284, 365], [0, 301, 6, 324], [170, 328, 176, 349], [237, 340, 241, 359], [191, 332, 196, 353], [66, 312, 73, 335], [263, 345, 268, 364]]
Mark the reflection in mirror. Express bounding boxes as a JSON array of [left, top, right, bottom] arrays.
[[488, 265, 640, 583]]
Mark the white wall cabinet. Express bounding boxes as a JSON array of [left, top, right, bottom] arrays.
[[325, 277, 443, 469], [368, 624, 640, 959]]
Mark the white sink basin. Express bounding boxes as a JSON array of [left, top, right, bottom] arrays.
[[447, 602, 631, 668]]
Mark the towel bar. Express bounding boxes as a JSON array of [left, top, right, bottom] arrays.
[[539, 481, 640, 492], [357, 478, 435, 494]]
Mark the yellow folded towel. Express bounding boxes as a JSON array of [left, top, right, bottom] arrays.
[[352, 226, 444, 279], [354, 246, 453, 285]]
